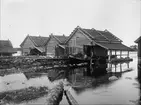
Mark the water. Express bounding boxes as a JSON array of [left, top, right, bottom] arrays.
[[0, 52, 140, 105], [60, 52, 140, 105]]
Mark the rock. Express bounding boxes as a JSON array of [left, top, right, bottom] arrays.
[[106, 67, 112, 72], [109, 76, 118, 81], [125, 77, 132, 80]]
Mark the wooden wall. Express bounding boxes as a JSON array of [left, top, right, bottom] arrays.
[[46, 36, 59, 56], [67, 30, 91, 54], [93, 45, 107, 57], [55, 46, 65, 57], [138, 41, 141, 58], [138, 41, 141, 66], [0, 53, 12, 56], [21, 37, 35, 55]]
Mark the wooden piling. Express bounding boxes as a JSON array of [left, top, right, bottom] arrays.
[[138, 63, 141, 82], [45, 82, 64, 105], [64, 90, 79, 105]]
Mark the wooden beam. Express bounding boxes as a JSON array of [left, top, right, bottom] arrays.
[[64, 90, 79, 105], [120, 63, 122, 72], [115, 64, 117, 72], [138, 64, 141, 81], [127, 51, 129, 58], [120, 50, 122, 58], [108, 50, 112, 61], [115, 50, 117, 55], [127, 63, 129, 68], [45, 82, 64, 105]]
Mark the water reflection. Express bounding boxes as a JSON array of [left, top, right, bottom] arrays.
[[65, 61, 133, 95], [60, 53, 139, 105], [0, 72, 54, 93], [23, 72, 48, 80], [0, 72, 63, 104]]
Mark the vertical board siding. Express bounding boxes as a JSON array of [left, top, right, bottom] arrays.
[[68, 30, 91, 54], [21, 37, 35, 55], [138, 41, 141, 58], [46, 37, 59, 56]]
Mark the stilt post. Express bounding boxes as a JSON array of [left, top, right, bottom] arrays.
[[108, 50, 112, 61], [120, 50, 122, 58], [127, 51, 129, 58]]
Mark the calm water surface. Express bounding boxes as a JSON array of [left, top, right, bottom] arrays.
[[60, 52, 140, 105], [0, 52, 140, 105]]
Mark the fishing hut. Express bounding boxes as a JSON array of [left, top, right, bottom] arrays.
[[20, 35, 49, 56], [0, 40, 17, 56], [135, 36, 141, 79], [135, 36, 141, 64], [46, 34, 68, 58], [65, 26, 133, 63]]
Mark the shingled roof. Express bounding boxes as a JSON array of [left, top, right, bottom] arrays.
[[81, 28, 122, 43], [66, 26, 132, 51], [20, 35, 49, 47], [53, 35, 68, 44], [0, 40, 16, 53], [29, 36, 49, 46], [48, 34, 68, 45]]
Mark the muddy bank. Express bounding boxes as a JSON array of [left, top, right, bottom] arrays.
[[0, 56, 45, 69], [45, 82, 64, 105], [0, 86, 48, 104], [0, 56, 63, 76]]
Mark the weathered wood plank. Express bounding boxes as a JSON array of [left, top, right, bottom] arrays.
[[64, 90, 79, 105], [45, 82, 64, 105]]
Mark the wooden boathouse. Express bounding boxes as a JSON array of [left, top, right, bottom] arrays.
[[46, 34, 68, 58], [20, 34, 67, 57], [20, 35, 49, 55], [65, 26, 133, 61], [135, 36, 141, 80], [135, 36, 141, 63], [0, 40, 17, 56]]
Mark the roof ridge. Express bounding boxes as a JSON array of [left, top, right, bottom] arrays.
[[95, 29, 111, 42], [80, 28, 94, 40], [29, 35, 48, 38], [28, 35, 38, 46], [64, 26, 80, 44], [51, 34, 66, 43], [39, 36, 49, 46]]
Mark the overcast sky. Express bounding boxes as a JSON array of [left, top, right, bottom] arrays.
[[0, 0, 140, 47]]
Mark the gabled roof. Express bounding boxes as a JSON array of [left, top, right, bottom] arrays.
[[97, 30, 122, 42], [66, 26, 131, 51], [82, 28, 122, 43], [82, 29, 108, 41], [29, 36, 49, 46], [0, 40, 16, 53], [135, 36, 141, 43], [66, 26, 122, 44], [50, 34, 68, 44], [20, 35, 49, 47]]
